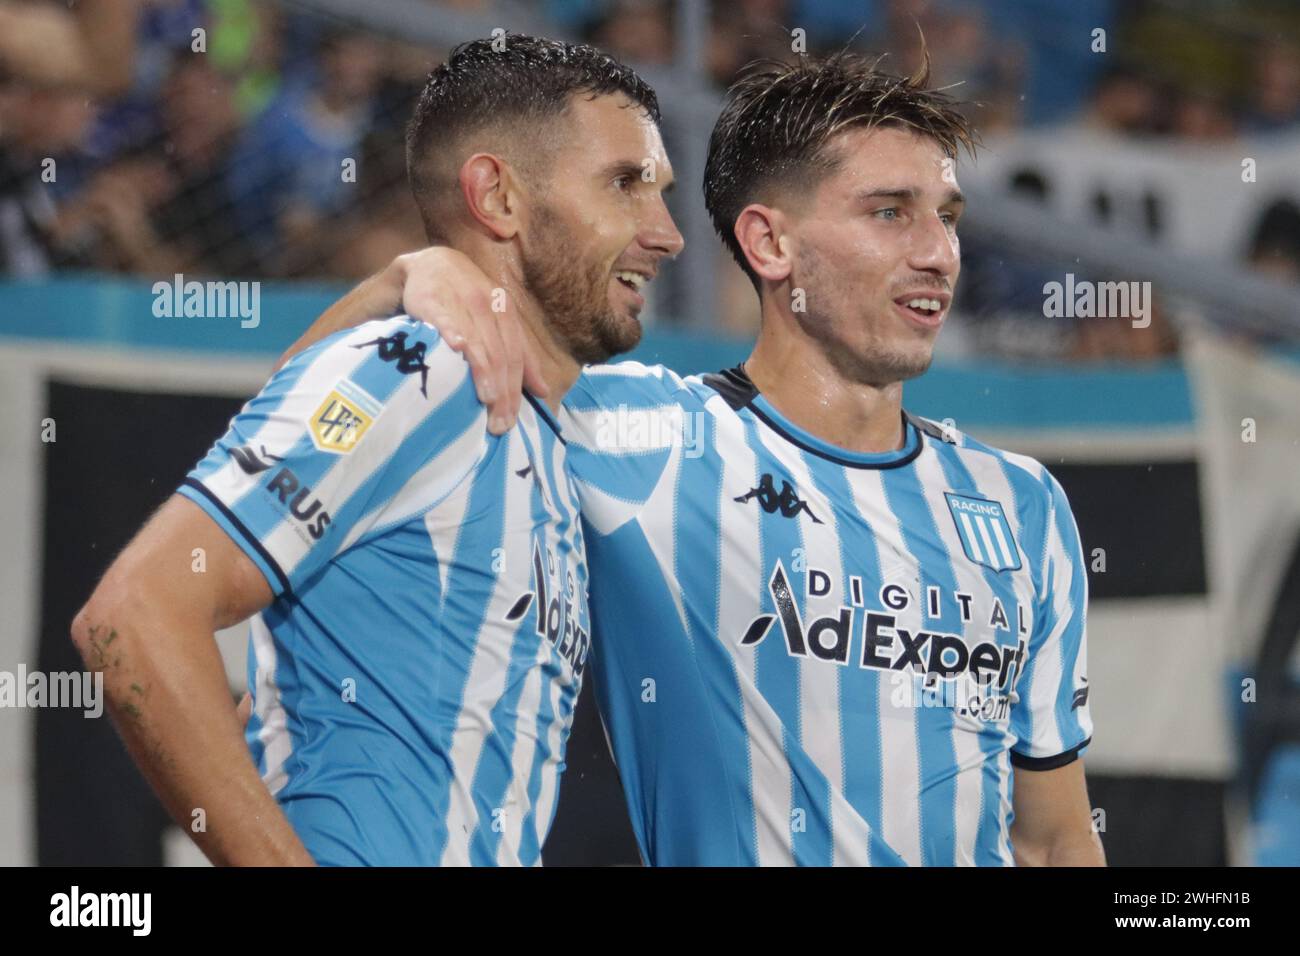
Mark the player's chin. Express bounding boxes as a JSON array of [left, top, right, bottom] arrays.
[[869, 337, 935, 383], [605, 294, 645, 342], [602, 309, 643, 358], [576, 308, 642, 365]]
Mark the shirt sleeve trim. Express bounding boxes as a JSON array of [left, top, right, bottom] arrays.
[[1010, 737, 1090, 772], [179, 478, 293, 598]]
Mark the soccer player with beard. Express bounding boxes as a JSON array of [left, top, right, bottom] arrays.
[[286, 51, 1102, 867], [71, 35, 681, 866]]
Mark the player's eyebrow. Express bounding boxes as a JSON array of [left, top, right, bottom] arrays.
[[857, 187, 965, 207]]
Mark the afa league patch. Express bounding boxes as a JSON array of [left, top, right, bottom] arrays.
[[309, 379, 381, 454], [944, 492, 1022, 572]]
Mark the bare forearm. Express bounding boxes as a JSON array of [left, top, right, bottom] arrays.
[[272, 257, 405, 371], [72, 605, 314, 866], [1014, 829, 1106, 866]]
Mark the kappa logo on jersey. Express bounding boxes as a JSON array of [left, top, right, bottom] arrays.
[[309, 379, 381, 454], [230, 444, 284, 475], [504, 539, 590, 676], [353, 330, 430, 398], [734, 473, 823, 523], [945, 492, 1022, 572]]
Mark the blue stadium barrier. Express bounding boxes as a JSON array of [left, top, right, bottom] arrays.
[[0, 275, 1194, 429]]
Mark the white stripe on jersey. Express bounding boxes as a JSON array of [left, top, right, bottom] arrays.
[[914, 449, 995, 866], [421, 450, 479, 604], [946, 442, 1038, 865], [510, 410, 574, 860], [249, 614, 292, 795], [1026, 499, 1077, 758], [959, 513, 984, 564], [435, 432, 533, 867], [975, 514, 1002, 568], [529, 659, 570, 858], [998, 449, 1086, 759], [497, 660, 543, 865], [988, 517, 1015, 569], [1000, 450, 1050, 571], [751, 426, 874, 867], [638, 438, 692, 644], [527, 408, 585, 848], [846, 470, 924, 867], [337, 404, 489, 553], [562, 471, 641, 536], [493, 419, 550, 868], [710, 396, 795, 866]]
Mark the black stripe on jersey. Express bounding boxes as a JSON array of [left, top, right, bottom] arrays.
[[181, 477, 294, 597], [701, 365, 926, 470], [1010, 737, 1091, 772], [524, 391, 566, 444]]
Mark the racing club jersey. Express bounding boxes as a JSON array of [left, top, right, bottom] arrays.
[[178, 316, 590, 866], [560, 362, 1092, 866]]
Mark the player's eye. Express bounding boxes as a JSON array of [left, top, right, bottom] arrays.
[[941, 212, 959, 228], [614, 174, 635, 192], [873, 207, 900, 221]]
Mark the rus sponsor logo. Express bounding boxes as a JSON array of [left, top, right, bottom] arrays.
[[229, 446, 332, 541]]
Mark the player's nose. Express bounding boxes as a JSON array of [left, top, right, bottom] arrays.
[[908, 212, 959, 278], [642, 197, 685, 259]]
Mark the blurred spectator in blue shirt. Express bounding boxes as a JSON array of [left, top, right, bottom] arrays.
[[227, 28, 383, 275]]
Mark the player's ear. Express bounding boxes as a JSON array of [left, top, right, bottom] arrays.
[[459, 153, 522, 241], [734, 204, 792, 284]]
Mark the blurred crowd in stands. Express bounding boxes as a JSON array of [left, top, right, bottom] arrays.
[[0, 0, 1297, 360]]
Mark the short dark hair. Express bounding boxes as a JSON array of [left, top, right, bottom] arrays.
[[704, 49, 979, 286], [406, 34, 660, 240]]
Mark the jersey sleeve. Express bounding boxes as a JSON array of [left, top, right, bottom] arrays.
[[178, 316, 489, 597], [559, 361, 695, 537], [1009, 470, 1093, 770]]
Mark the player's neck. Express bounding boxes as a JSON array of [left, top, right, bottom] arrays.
[[517, 307, 582, 413], [745, 323, 906, 455], [459, 242, 581, 412]]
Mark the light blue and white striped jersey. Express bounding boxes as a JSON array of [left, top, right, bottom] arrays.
[[561, 363, 1092, 866], [179, 316, 590, 866]]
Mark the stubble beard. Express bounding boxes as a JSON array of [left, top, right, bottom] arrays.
[[794, 246, 935, 387], [521, 203, 643, 365]]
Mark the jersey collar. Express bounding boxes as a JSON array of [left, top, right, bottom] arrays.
[[701, 364, 924, 470]]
